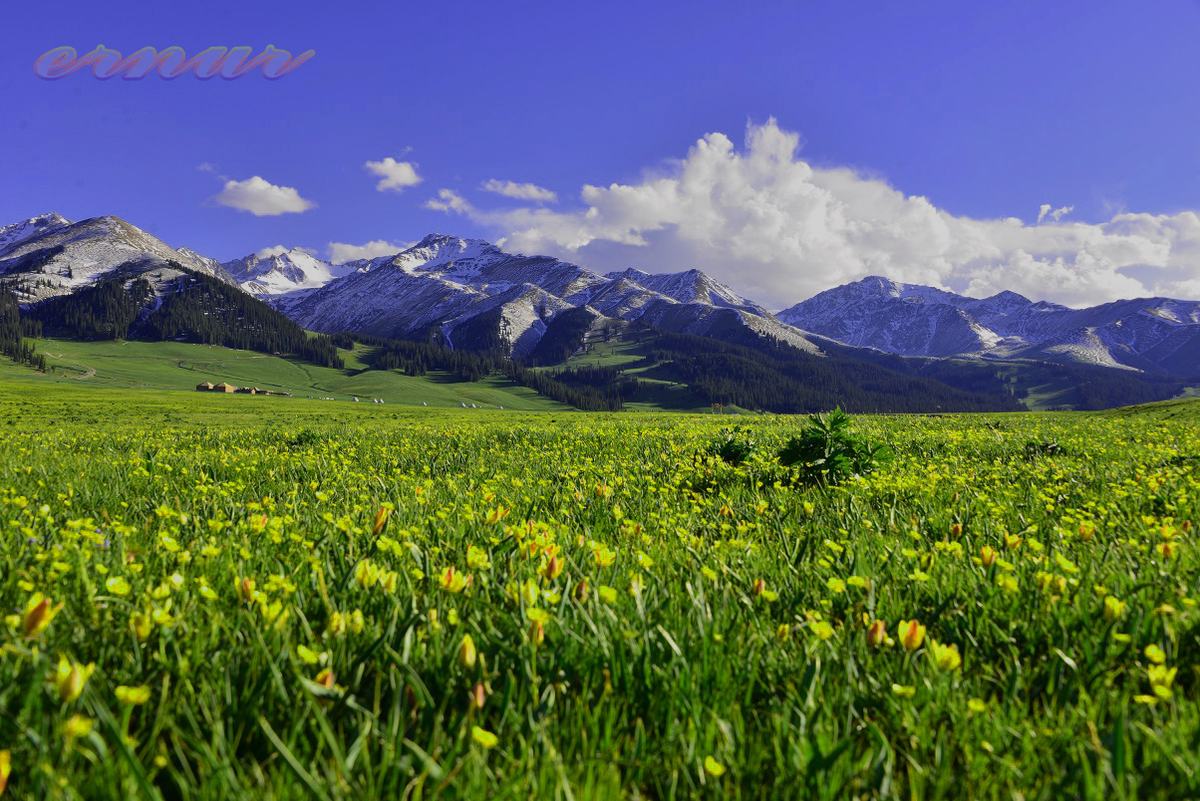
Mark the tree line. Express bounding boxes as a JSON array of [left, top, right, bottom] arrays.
[[28, 266, 344, 368], [0, 290, 46, 371], [348, 333, 628, 410], [642, 333, 1021, 414]]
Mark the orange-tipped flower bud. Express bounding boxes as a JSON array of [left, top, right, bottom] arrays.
[[22, 595, 59, 639], [470, 682, 487, 710], [898, 619, 926, 652], [237, 577, 255, 604], [866, 620, 887, 648], [372, 506, 391, 537], [54, 656, 93, 704]]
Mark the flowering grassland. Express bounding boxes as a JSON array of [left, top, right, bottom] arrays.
[[1, 390, 1198, 800]]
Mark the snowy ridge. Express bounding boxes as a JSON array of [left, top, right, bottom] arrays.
[[779, 275, 1200, 376], [284, 234, 821, 357], [0, 215, 233, 303], [0, 213, 71, 257], [223, 248, 359, 297]]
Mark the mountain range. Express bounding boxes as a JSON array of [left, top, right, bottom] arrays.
[[1, 211, 1197, 409], [261, 234, 820, 358], [778, 276, 1200, 377]]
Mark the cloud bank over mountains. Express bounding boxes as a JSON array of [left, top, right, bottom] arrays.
[[327, 239, 412, 264], [427, 119, 1200, 308]]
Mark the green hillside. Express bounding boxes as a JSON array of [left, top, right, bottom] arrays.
[[3, 336, 1196, 416], [1100, 394, 1200, 421], [0, 338, 567, 411]]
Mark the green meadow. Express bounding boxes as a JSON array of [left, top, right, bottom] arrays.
[[0, 359, 1198, 799]]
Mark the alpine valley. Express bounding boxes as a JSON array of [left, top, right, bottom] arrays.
[[1, 212, 1197, 412]]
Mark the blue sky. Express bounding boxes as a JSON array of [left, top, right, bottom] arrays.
[[3, 0, 1200, 306]]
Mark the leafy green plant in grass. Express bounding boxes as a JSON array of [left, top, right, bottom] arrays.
[[705, 425, 758, 467], [1024, 438, 1066, 459], [778, 407, 888, 485]]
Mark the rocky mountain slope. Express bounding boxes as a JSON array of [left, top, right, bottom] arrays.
[[281, 234, 820, 357], [0, 214, 234, 304], [779, 276, 1200, 377]]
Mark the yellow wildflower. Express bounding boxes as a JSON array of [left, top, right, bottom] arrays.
[[929, 640, 962, 671], [458, 634, 477, 669], [63, 715, 94, 740], [1103, 596, 1127, 622], [472, 726, 499, 749], [439, 566, 469, 593], [115, 685, 152, 705], [809, 621, 834, 641]]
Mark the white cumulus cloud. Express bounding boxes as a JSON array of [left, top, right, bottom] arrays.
[[481, 179, 557, 203], [327, 239, 410, 264], [424, 189, 472, 214], [1037, 204, 1074, 224], [214, 176, 315, 216], [427, 119, 1200, 308], [365, 157, 422, 192]]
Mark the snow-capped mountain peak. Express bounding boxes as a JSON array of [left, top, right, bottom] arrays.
[[223, 248, 357, 297], [0, 212, 71, 257], [605, 267, 654, 283], [390, 233, 503, 273], [0, 214, 233, 303]]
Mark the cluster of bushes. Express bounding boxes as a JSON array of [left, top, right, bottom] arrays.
[[703, 409, 889, 487]]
